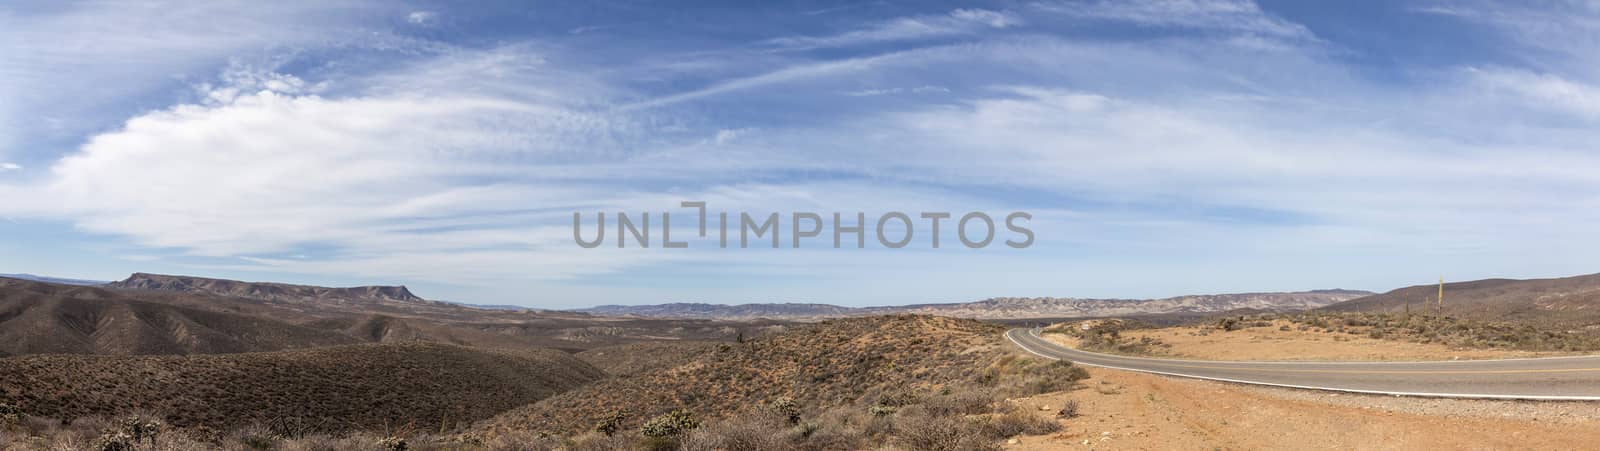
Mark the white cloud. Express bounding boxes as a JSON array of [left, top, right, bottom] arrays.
[[623, 45, 965, 110], [765, 8, 1020, 50], [8, 2, 1600, 304], [0, 45, 674, 284], [407, 11, 438, 26], [1412, 1, 1600, 79], [0, 1, 434, 165], [1037, 0, 1315, 40], [845, 85, 950, 96], [1468, 68, 1600, 118], [0, 163, 19, 170]]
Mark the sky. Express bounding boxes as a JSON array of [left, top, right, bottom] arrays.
[[2, 0, 1599, 308]]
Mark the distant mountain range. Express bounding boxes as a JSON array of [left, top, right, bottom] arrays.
[[576, 289, 1375, 320], [0, 274, 777, 356], [0, 273, 109, 286], [106, 272, 425, 305]]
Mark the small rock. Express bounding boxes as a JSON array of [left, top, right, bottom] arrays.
[[1039, 405, 1051, 411], [1007, 438, 1019, 445]]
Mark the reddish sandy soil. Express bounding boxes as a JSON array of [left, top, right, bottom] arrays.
[[1004, 367, 1600, 450], [1045, 320, 1584, 361]]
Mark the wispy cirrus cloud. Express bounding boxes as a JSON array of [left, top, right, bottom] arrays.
[[0, 0, 436, 163], [1465, 67, 1600, 119], [7, 1, 1600, 306], [764, 8, 1021, 50], [1035, 0, 1315, 40]]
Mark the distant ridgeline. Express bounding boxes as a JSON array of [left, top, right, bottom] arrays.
[[107, 272, 425, 304]]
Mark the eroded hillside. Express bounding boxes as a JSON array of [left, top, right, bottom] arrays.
[[472, 315, 1010, 437], [0, 342, 605, 433]]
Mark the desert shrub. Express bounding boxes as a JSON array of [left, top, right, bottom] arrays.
[[272, 433, 391, 451], [377, 436, 408, 451], [981, 410, 1061, 439], [560, 432, 633, 451], [791, 406, 870, 450], [793, 427, 863, 451], [920, 389, 997, 417], [1216, 318, 1243, 332], [1073, 321, 1168, 355], [768, 397, 802, 425], [641, 409, 700, 438], [1019, 360, 1090, 395], [242, 435, 279, 450], [868, 389, 921, 417], [593, 411, 627, 436], [97, 431, 135, 451], [230, 424, 280, 450], [265, 416, 325, 439], [1058, 400, 1080, 419], [892, 413, 1001, 451], [93, 416, 161, 451], [0, 403, 21, 426], [680, 412, 791, 451]]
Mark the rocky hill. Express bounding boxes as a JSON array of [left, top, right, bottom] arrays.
[[1321, 273, 1600, 328], [577, 290, 1372, 320], [0, 342, 605, 432], [1, 276, 784, 356], [107, 272, 425, 305], [471, 315, 1010, 437], [0, 277, 358, 356]]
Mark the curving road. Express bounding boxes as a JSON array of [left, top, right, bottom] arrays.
[[1006, 328, 1600, 400]]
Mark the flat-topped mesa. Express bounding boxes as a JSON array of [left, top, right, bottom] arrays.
[[107, 272, 426, 304]]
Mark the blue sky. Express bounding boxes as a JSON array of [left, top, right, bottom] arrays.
[[3, 1, 1600, 308]]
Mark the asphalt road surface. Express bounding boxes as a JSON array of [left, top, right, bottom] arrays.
[[1006, 328, 1600, 400]]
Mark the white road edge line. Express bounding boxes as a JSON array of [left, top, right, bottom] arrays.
[[1004, 329, 1600, 402]]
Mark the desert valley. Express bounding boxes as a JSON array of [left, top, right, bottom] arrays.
[[2, 271, 1599, 450]]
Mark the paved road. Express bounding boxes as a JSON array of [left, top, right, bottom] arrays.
[[1006, 328, 1600, 400]]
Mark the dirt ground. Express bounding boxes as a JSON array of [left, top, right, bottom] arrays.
[[1046, 320, 1584, 361], [1004, 367, 1600, 450]]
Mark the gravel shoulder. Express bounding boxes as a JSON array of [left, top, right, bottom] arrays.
[[1003, 366, 1600, 450]]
